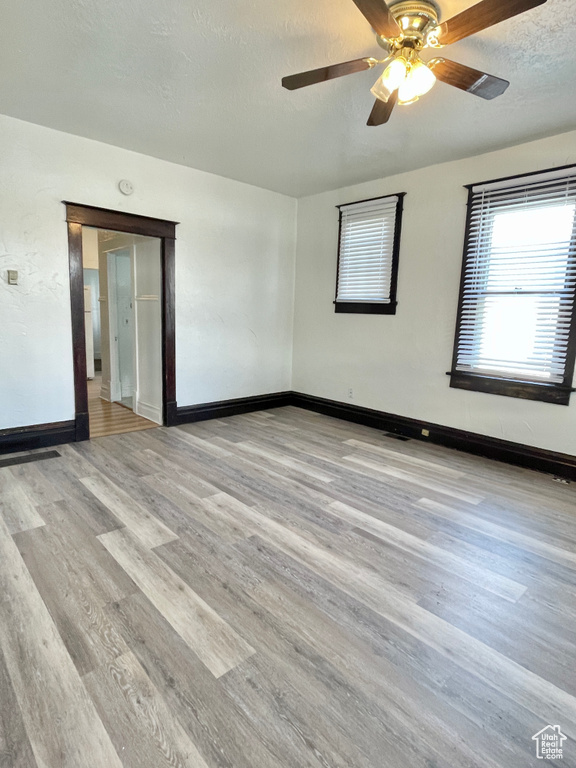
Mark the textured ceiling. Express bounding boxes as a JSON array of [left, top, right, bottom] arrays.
[[1, 0, 575, 197]]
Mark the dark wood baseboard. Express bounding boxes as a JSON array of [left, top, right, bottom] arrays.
[[165, 400, 179, 428], [291, 392, 576, 481], [176, 392, 293, 424], [75, 412, 90, 442], [0, 421, 76, 456], [3, 392, 574, 480]]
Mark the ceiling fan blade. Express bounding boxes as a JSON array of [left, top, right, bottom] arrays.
[[282, 58, 376, 90], [435, 0, 547, 46], [430, 58, 509, 99], [351, 0, 402, 39], [367, 92, 397, 126]]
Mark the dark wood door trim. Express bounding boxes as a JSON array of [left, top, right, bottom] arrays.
[[64, 202, 178, 239], [67, 220, 89, 440], [161, 237, 177, 426], [65, 203, 177, 441]]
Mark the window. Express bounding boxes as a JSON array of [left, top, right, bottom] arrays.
[[450, 166, 576, 405], [335, 193, 404, 314]]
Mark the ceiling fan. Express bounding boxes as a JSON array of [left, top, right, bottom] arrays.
[[282, 0, 547, 125]]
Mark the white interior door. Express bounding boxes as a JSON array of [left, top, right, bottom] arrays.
[[107, 249, 134, 403], [84, 285, 95, 379], [133, 239, 163, 424], [115, 251, 134, 404]]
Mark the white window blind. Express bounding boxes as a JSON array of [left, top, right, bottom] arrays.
[[336, 195, 402, 304], [454, 169, 576, 386]]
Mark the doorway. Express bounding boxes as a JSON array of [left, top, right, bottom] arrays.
[[82, 229, 164, 437], [66, 203, 177, 442]]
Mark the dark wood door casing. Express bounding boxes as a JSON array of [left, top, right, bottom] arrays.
[[65, 203, 178, 441]]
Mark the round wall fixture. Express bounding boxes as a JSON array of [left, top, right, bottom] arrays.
[[118, 179, 134, 195]]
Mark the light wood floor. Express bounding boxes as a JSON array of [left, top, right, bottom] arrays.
[[88, 375, 157, 438], [1, 407, 575, 768]]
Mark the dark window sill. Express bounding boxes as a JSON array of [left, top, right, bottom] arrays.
[[449, 370, 573, 405], [334, 302, 397, 315]]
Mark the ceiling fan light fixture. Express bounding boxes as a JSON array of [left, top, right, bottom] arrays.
[[397, 92, 419, 105], [370, 56, 407, 102], [397, 58, 436, 104], [283, 0, 538, 125]]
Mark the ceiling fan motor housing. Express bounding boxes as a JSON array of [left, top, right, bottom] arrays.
[[377, 0, 440, 50]]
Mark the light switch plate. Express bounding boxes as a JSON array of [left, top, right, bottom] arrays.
[[7, 270, 18, 285]]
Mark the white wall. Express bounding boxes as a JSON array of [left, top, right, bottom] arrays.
[[0, 113, 296, 430], [81, 228, 99, 270], [292, 130, 576, 456], [2, 110, 574, 457]]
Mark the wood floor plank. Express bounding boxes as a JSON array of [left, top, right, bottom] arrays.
[[327, 500, 528, 602], [72, 438, 153, 482], [196, 490, 507, 609], [2, 405, 575, 767], [251, 437, 429, 513], [204, 490, 524, 612], [16, 499, 137, 604], [0, 468, 45, 534], [107, 592, 290, 768], [343, 454, 485, 504], [155, 532, 523, 768], [222, 654, 380, 768], [344, 438, 466, 478], [0, 513, 123, 768], [0, 644, 38, 768], [417, 583, 576, 696], [83, 650, 210, 768], [202, 499, 576, 737], [88, 433, 169, 477], [35, 461, 125, 535], [121, 437, 258, 508], [416, 497, 576, 567], [88, 376, 157, 439], [81, 474, 178, 548], [138, 450, 223, 498], [234, 440, 336, 483], [474, 497, 576, 548], [139, 431, 336, 511], [56, 442, 107, 477], [408, 506, 576, 601], [141, 476, 254, 543], [169, 427, 234, 458], [98, 527, 256, 678], [226, 538, 538, 767], [8, 462, 64, 506], [13, 507, 133, 677], [154, 539, 383, 768]]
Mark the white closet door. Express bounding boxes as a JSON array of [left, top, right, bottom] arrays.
[[133, 239, 163, 424], [84, 286, 95, 379], [114, 252, 134, 401]]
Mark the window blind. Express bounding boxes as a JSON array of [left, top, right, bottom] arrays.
[[336, 195, 403, 304], [454, 169, 576, 387]]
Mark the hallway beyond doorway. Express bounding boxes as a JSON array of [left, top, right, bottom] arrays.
[[88, 374, 156, 438]]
